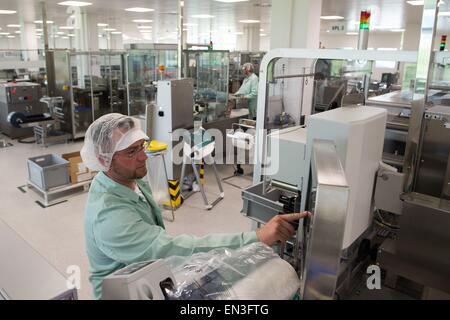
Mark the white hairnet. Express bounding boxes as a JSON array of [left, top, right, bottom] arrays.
[[80, 113, 149, 172]]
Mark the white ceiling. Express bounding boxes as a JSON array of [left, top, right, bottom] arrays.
[[0, 0, 272, 44], [1, 0, 450, 46]]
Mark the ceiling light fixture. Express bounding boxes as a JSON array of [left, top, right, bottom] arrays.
[[0, 10, 17, 14], [320, 15, 344, 20], [137, 26, 152, 29], [7, 24, 20, 28], [239, 19, 260, 23], [60, 26, 74, 30], [133, 19, 153, 23], [125, 7, 154, 12], [111, 31, 122, 34], [407, 0, 444, 5], [97, 23, 108, 27], [183, 23, 198, 26], [346, 32, 358, 35], [103, 28, 116, 31], [191, 14, 215, 18], [214, 0, 249, 2], [57, 1, 92, 6], [34, 20, 54, 24], [390, 28, 405, 32]]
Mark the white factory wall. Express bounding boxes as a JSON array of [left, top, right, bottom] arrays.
[[320, 32, 403, 50]]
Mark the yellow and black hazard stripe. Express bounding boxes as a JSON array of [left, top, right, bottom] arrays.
[[199, 161, 205, 184], [164, 179, 183, 208]]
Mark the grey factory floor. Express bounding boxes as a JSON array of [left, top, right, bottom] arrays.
[[0, 132, 254, 300]]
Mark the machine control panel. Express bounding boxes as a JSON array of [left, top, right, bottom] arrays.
[[0, 82, 41, 104]]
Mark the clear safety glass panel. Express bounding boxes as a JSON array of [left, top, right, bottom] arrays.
[[109, 53, 127, 115], [127, 50, 157, 116], [265, 57, 317, 130], [312, 59, 373, 114], [229, 52, 242, 93], [187, 50, 229, 124], [52, 51, 72, 134], [228, 51, 266, 94], [90, 54, 111, 120], [429, 52, 450, 106], [157, 49, 178, 80], [70, 53, 93, 138]]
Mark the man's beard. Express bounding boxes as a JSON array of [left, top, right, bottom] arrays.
[[112, 162, 147, 180]]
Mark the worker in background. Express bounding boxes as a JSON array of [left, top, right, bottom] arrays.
[[234, 62, 259, 120], [81, 113, 308, 299]]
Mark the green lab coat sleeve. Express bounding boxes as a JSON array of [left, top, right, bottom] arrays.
[[244, 75, 259, 100], [93, 204, 259, 264]]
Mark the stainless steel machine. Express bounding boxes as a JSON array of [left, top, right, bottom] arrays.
[[0, 82, 46, 138]]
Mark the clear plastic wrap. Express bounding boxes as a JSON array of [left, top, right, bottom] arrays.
[[162, 242, 300, 300]]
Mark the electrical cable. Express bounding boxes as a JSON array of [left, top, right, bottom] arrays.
[[375, 209, 400, 229]]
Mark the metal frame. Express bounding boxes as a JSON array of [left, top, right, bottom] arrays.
[[180, 152, 224, 210], [222, 121, 255, 189], [27, 179, 92, 207], [402, 0, 440, 193]]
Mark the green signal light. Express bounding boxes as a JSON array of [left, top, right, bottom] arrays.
[[360, 22, 369, 30]]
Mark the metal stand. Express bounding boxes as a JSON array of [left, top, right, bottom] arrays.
[[146, 150, 175, 222], [21, 120, 71, 147], [26, 179, 92, 207], [180, 152, 224, 210], [222, 164, 254, 189], [222, 120, 256, 189]]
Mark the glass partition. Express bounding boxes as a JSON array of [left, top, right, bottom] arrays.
[[312, 59, 373, 114], [183, 50, 229, 124], [126, 49, 178, 116], [50, 50, 126, 138], [71, 52, 94, 138], [229, 51, 265, 94]]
